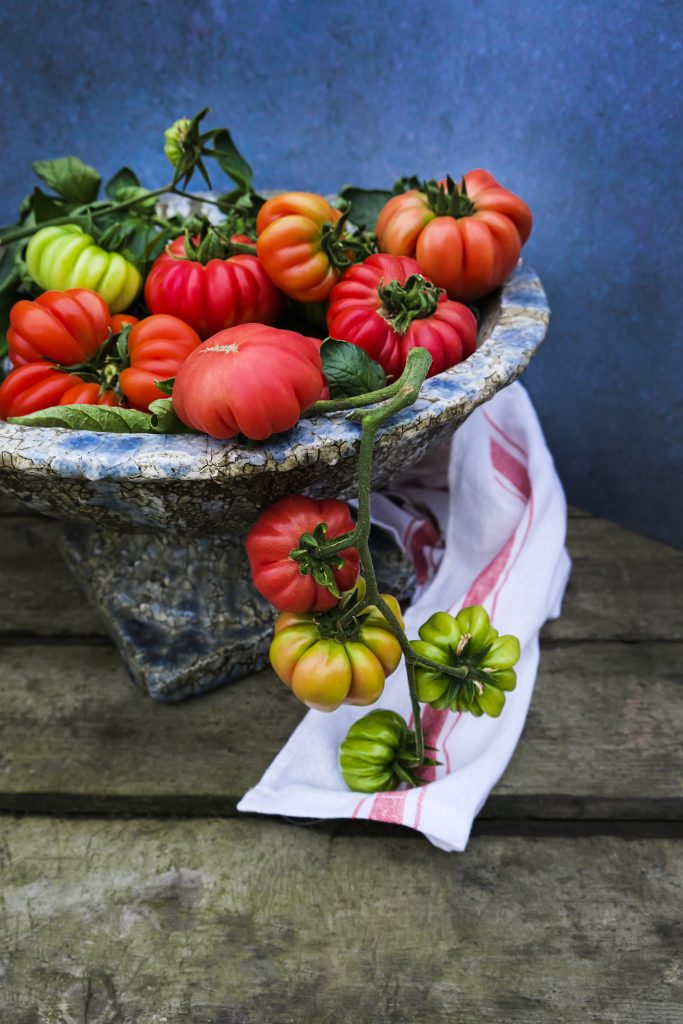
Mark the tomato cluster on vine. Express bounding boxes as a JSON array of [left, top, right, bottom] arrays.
[[0, 113, 527, 796], [0, 110, 532, 440]]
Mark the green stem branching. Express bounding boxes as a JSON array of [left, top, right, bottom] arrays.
[[0, 182, 224, 246], [319, 346, 433, 762]]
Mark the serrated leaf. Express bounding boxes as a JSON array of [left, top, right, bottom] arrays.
[[105, 166, 140, 199], [149, 398, 194, 433], [338, 187, 393, 231], [320, 338, 386, 398], [32, 156, 101, 204], [209, 129, 253, 193], [9, 404, 155, 433]]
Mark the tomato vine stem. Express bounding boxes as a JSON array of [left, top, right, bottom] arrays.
[[313, 346, 476, 768], [0, 183, 224, 247], [314, 346, 432, 762]]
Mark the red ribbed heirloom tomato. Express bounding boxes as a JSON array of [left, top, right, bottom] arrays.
[[256, 192, 345, 303], [144, 235, 284, 339], [376, 171, 532, 302], [246, 495, 360, 613], [0, 363, 118, 420], [119, 314, 202, 412], [269, 595, 404, 711], [7, 289, 114, 367], [327, 254, 477, 380], [172, 324, 325, 440]]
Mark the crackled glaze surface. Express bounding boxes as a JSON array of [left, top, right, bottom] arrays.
[[0, 262, 549, 534]]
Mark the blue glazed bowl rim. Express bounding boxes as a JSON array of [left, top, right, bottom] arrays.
[[0, 261, 549, 482]]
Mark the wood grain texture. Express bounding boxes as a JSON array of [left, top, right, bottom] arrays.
[[1, 817, 681, 1024], [1, 638, 680, 818]]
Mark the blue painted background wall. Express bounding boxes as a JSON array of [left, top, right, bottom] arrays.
[[0, 0, 681, 545]]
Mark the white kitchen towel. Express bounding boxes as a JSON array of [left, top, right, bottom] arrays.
[[238, 382, 571, 851]]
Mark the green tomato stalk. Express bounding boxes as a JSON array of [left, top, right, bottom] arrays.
[[304, 347, 521, 785]]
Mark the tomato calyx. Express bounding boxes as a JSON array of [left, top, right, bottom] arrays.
[[51, 322, 132, 400], [320, 204, 373, 271], [178, 221, 257, 265], [377, 273, 444, 335], [289, 521, 348, 601], [389, 737, 441, 788], [430, 637, 497, 708], [304, 576, 370, 643], [422, 175, 476, 219]]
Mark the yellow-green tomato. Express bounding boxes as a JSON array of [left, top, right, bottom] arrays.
[[26, 225, 142, 313], [269, 597, 404, 712]]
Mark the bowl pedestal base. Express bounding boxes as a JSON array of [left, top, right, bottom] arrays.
[[59, 524, 415, 702]]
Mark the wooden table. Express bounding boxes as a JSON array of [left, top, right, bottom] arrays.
[[1, 495, 681, 1022]]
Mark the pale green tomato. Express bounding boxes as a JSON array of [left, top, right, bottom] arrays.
[[26, 225, 141, 313]]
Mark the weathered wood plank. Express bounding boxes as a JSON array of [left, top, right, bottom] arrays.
[[1, 508, 680, 640], [543, 515, 683, 641], [0, 818, 681, 1023], [1, 638, 680, 818], [0, 516, 104, 636]]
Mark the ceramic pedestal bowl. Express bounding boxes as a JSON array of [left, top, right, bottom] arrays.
[[0, 263, 549, 700]]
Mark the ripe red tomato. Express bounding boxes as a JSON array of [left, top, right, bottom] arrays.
[[172, 323, 325, 440], [0, 363, 116, 419], [144, 235, 284, 339], [110, 313, 139, 332], [119, 314, 202, 412], [256, 193, 344, 303], [58, 381, 119, 407], [327, 254, 477, 379], [376, 171, 532, 302], [246, 495, 360, 613], [7, 289, 113, 367]]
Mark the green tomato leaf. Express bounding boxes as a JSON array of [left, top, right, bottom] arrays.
[[392, 175, 422, 194], [153, 377, 175, 396], [9, 404, 155, 433], [105, 166, 140, 199], [32, 156, 101, 205], [30, 187, 67, 224], [320, 338, 386, 398], [0, 288, 18, 364], [208, 129, 253, 193], [148, 398, 194, 434], [0, 241, 22, 294], [338, 186, 393, 231], [105, 169, 156, 212]]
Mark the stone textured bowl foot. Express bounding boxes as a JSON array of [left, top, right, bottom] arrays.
[[60, 523, 416, 701]]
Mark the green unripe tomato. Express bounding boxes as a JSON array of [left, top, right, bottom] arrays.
[[411, 604, 520, 717], [164, 118, 191, 167], [339, 709, 415, 793], [26, 225, 142, 313]]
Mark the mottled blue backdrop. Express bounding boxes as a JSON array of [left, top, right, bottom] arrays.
[[0, 0, 681, 545]]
